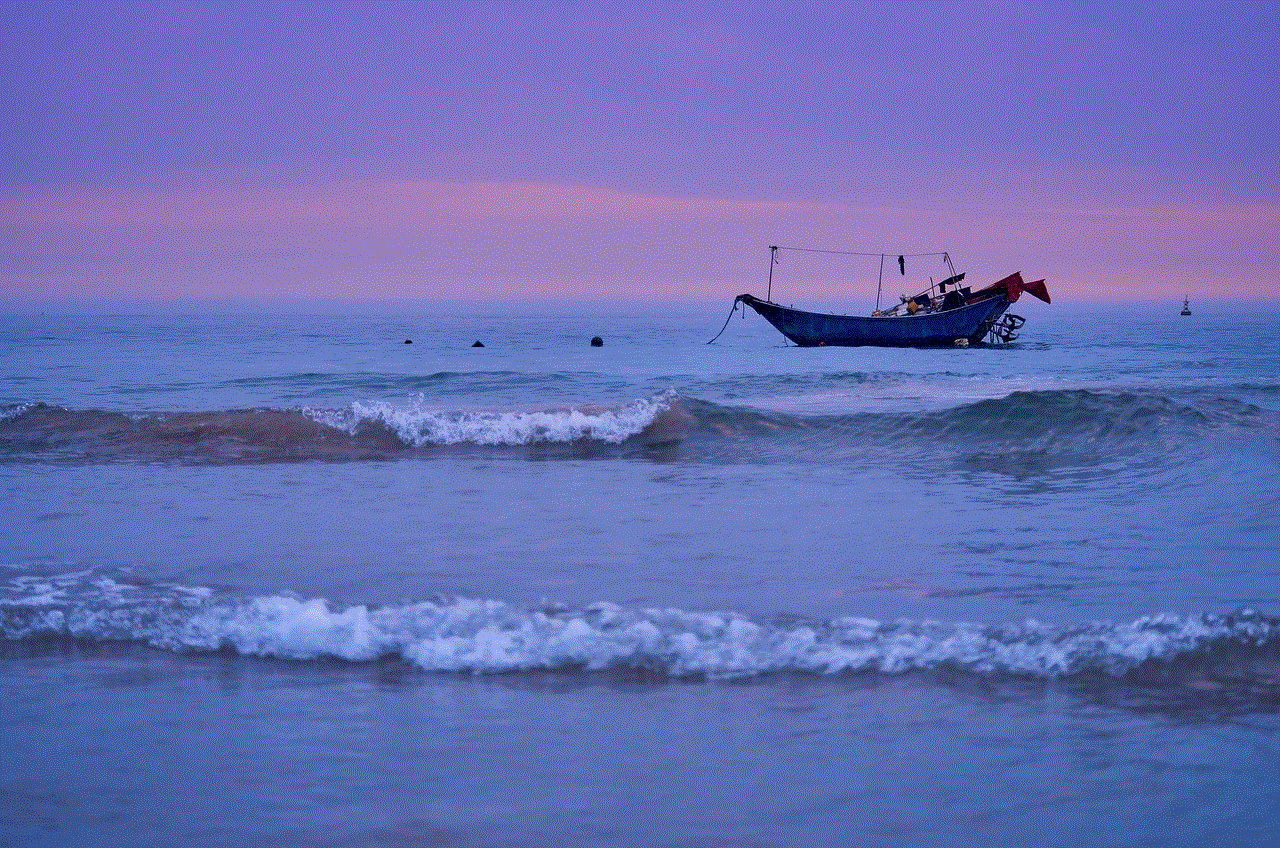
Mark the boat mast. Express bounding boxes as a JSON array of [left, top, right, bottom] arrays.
[[876, 254, 885, 312], [767, 245, 778, 302]]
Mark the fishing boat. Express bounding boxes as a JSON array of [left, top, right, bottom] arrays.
[[719, 247, 1050, 347]]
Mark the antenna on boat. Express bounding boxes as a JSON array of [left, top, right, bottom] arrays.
[[767, 246, 778, 302]]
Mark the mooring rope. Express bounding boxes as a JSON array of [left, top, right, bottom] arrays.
[[705, 297, 742, 344]]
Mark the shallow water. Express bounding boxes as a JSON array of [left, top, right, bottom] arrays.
[[2, 298, 1278, 845]]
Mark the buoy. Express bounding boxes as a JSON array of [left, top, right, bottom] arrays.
[[590, 336, 603, 347], [472, 340, 485, 348]]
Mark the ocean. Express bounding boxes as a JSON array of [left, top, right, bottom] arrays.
[[2, 297, 1278, 847]]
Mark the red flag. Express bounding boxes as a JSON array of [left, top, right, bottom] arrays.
[[1023, 279, 1051, 304]]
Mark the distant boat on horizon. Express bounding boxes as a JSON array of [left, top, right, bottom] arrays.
[[1181, 296, 1192, 316]]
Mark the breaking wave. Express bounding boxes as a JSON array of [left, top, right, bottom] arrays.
[[2, 570, 1277, 687], [0, 393, 681, 462], [310, 394, 670, 446], [0, 388, 1273, 465]]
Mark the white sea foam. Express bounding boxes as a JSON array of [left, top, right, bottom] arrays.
[[3, 572, 1274, 680], [0, 402, 33, 423], [306, 391, 675, 446]]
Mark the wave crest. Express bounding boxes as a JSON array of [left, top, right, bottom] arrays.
[[4, 571, 1276, 683], [1, 388, 1272, 465], [309, 391, 675, 447]]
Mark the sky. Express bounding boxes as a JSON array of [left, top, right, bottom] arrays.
[[1, 0, 1277, 304]]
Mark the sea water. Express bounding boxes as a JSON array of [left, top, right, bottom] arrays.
[[1, 299, 1277, 847]]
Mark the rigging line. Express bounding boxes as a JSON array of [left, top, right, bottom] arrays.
[[774, 246, 950, 258], [705, 297, 741, 344]]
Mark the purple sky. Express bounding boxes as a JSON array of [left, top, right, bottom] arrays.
[[2, 0, 1277, 303]]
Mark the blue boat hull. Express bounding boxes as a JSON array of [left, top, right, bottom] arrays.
[[737, 293, 1013, 347]]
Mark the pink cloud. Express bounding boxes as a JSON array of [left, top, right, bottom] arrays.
[[2, 178, 1276, 302]]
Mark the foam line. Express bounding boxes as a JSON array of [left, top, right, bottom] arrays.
[[3, 572, 1275, 681]]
